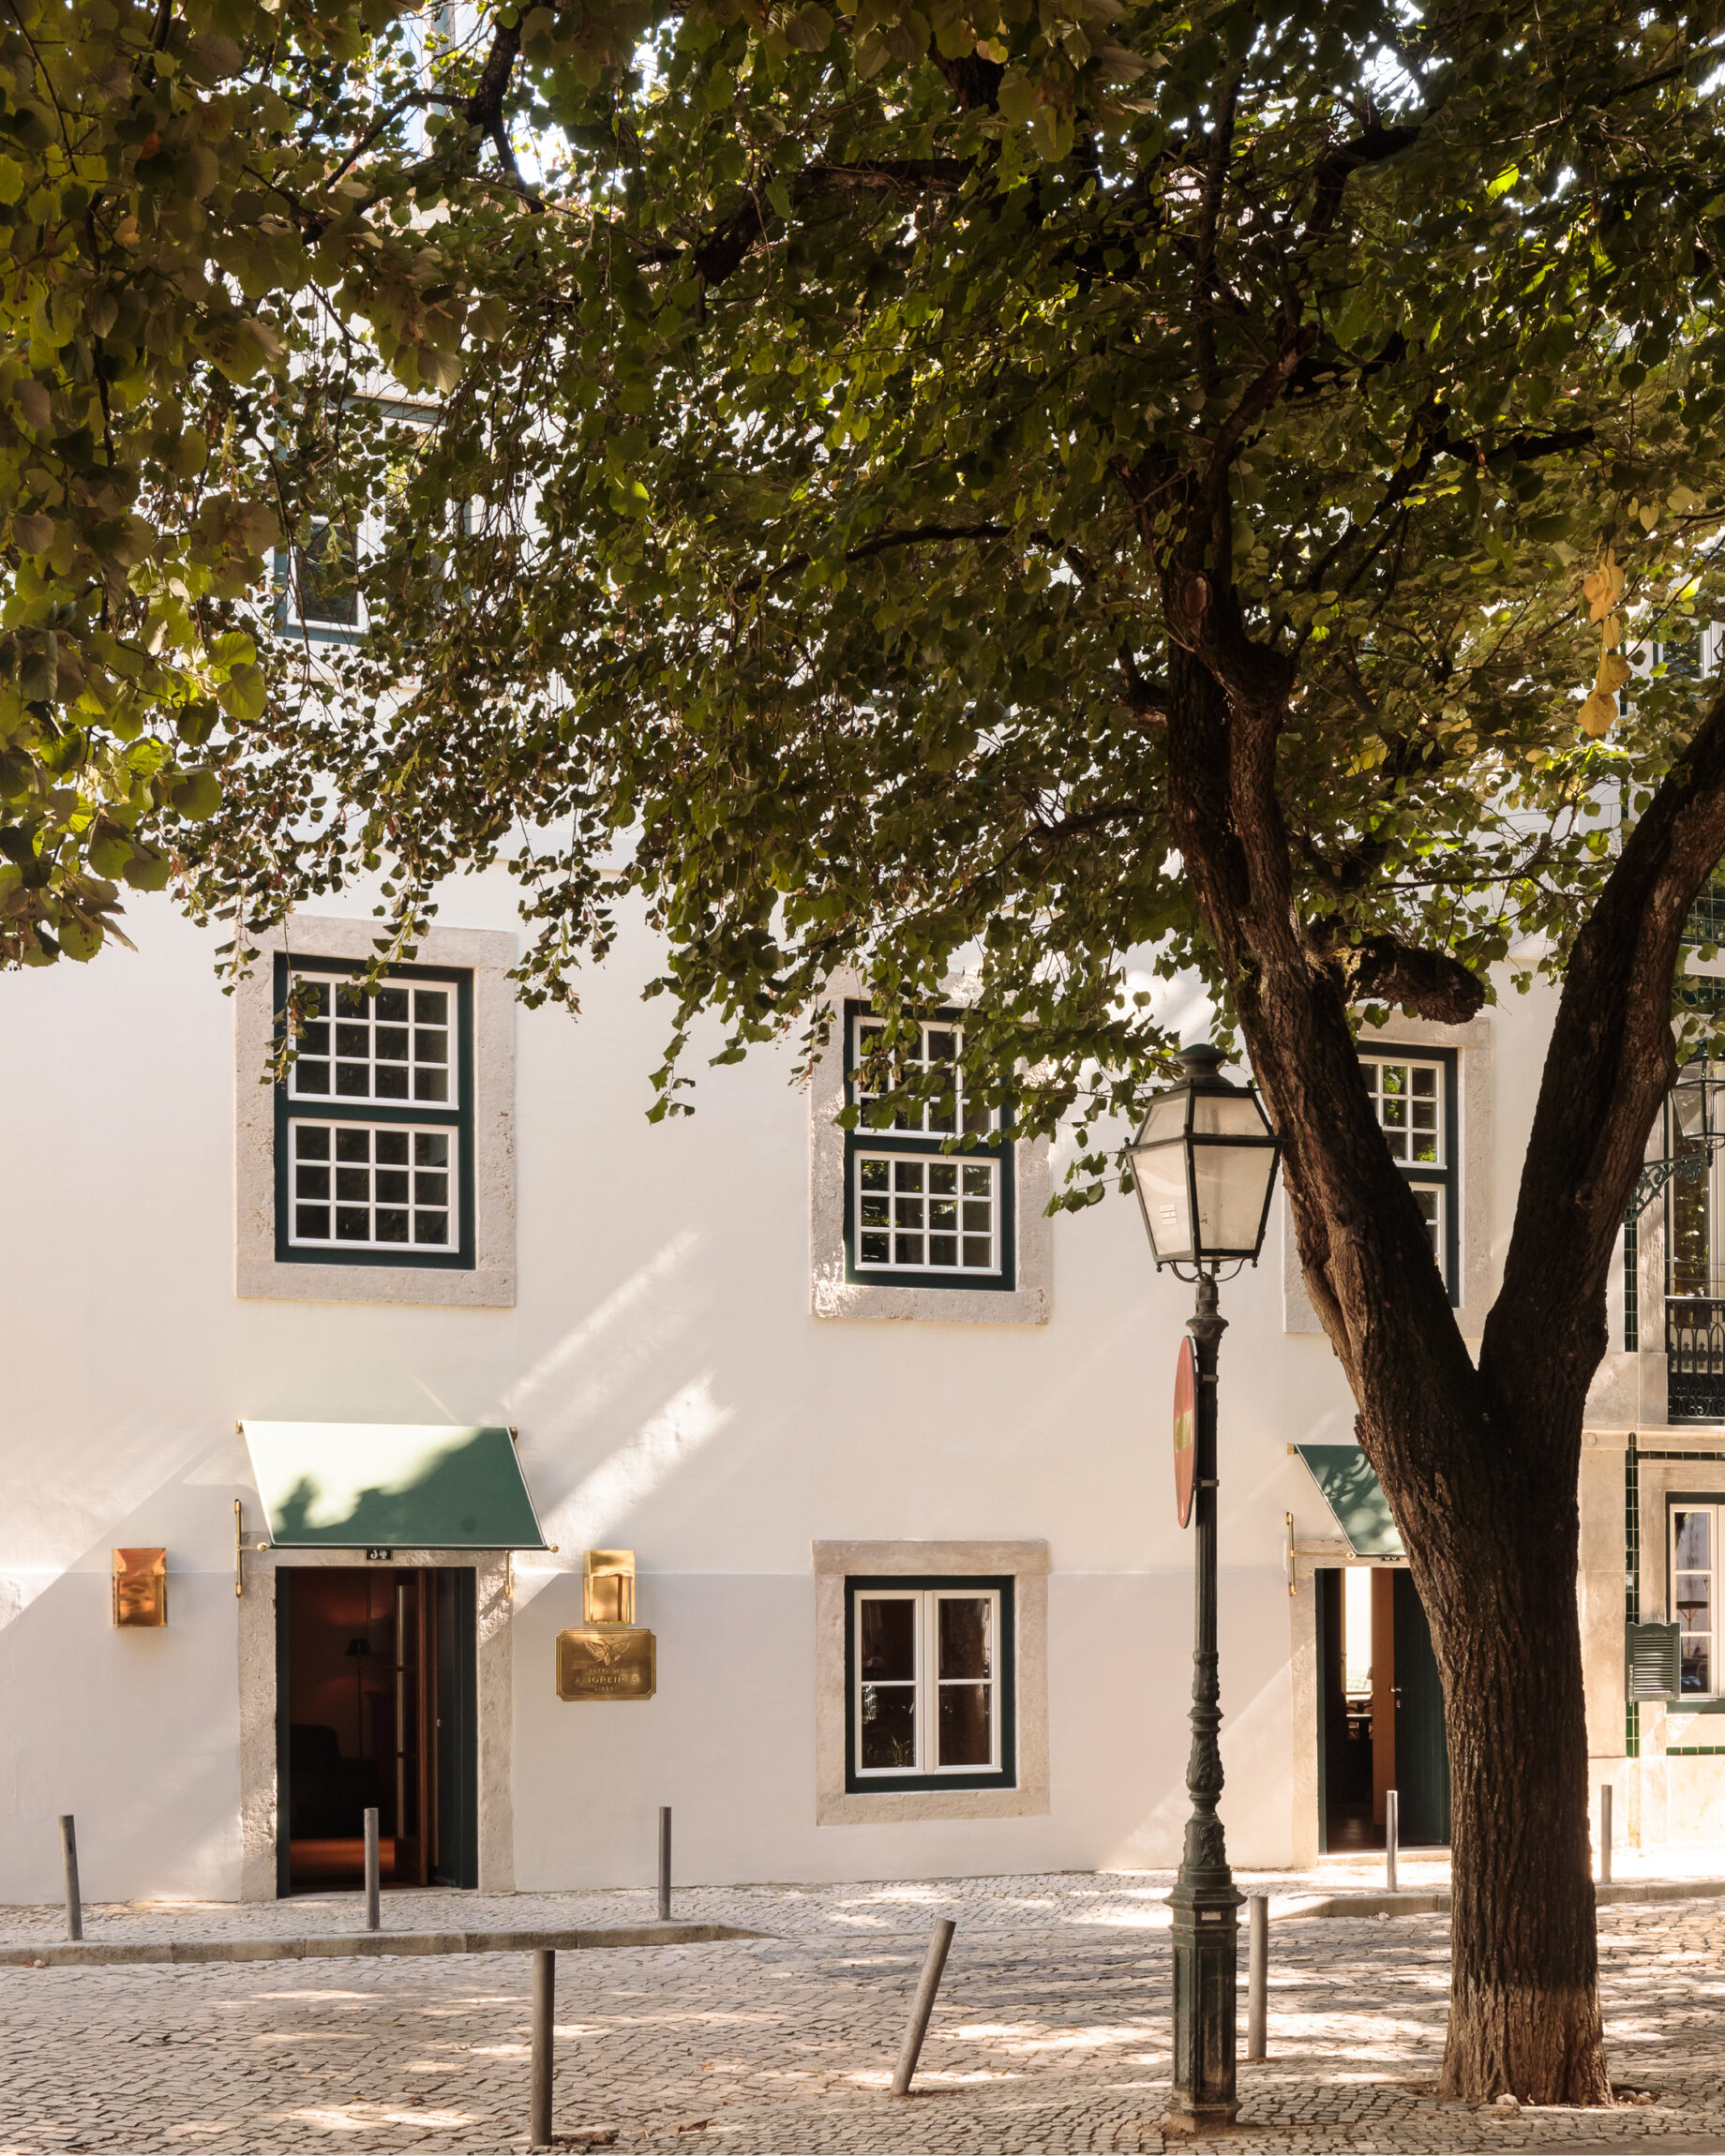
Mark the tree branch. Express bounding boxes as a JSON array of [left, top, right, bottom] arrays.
[[692, 160, 970, 286], [1483, 681, 1725, 1410], [1312, 930, 1486, 1023]]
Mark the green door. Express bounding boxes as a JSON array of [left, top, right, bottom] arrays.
[[1392, 1569, 1451, 1846]]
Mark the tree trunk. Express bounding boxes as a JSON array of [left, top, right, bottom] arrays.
[[1411, 1443, 1612, 2104]]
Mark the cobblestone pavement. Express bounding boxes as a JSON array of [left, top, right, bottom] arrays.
[[2, 1879, 1725, 2156]]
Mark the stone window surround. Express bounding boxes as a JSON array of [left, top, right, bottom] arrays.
[[236, 1543, 515, 1899], [1282, 1011, 1492, 1337], [235, 915, 517, 1307], [808, 973, 1052, 1325], [814, 1539, 1050, 1825]]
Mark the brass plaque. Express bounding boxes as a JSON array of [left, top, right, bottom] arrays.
[[112, 1549, 167, 1628], [556, 1624, 655, 1701]]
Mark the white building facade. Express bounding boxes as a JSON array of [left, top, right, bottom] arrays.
[[0, 873, 1717, 1905]]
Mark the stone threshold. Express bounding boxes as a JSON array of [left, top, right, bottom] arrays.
[[1272, 1877, 1725, 1921], [0, 1920, 763, 1969]]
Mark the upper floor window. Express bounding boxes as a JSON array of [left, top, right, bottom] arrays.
[[275, 956, 473, 1271], [1362, 1048, 1458, 1301], [846, 1577, 1015, 1792], [845, 1005, 1013, 1290], [1673, 1504, 1718, 1696]]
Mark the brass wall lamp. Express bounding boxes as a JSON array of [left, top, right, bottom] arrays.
[[112, 1549, 167, 1627], [556, 1550, 656, 1699]]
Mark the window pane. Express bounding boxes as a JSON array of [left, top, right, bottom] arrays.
[[1366, 1058, 1445, 1168], [296, 1061, 331, 1094], [860, 1597, 915, 1682], [1676, 1510, 1712, 1568], [287, 1121, 458, 1254], [861, 1684, 917, 1770], [938, 1597, 991, 1681], [1412, 1187, 1442, 1266], [855, 1153, 999, 1274], [938, 1683, 992, 1766], [376, 987, 410, 1023]]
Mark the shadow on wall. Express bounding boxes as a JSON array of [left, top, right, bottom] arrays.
[[0, 1547, 243, 1904]]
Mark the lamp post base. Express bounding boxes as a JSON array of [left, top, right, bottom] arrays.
[[1168, 1864, 1242, 2127]]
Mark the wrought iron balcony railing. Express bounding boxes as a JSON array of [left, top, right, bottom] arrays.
[[1666, 1297, 1725, 1422]]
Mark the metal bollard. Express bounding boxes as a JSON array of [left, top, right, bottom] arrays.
[[1245, 1894, 1268, 2060], [59, 1816, 82, 1942], [1386, 1788, 1399, 1894], [891, 1918, 955, 2097], [1600, 1782, 1613, 1887], [657, 1804, 671, 1922], [363, 1807, 381, 1932], [530, 1947, 555, 2148]]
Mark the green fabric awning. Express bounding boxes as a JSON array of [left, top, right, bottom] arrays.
[[243, 1421, 548, 1550], [1294, 1444, 1404, 1560]]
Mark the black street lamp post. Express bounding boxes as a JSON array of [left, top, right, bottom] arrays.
[[1129, 1042, 1282, 2131]]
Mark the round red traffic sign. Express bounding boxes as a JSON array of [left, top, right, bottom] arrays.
[[1173, 1335, 1196, 1528]]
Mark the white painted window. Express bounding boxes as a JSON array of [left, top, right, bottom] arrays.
[[1361, 1052, 1454, 1286], [1673, 1505, 1718, 1697], [854, 1152, 999, 1275], [288, 1120, 457, 1252], [853, 1587, 1000, 1778], [853, 1013, 998, 1137], [289, 975, 456, 1106]]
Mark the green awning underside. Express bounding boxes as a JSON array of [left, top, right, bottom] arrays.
[[243, 1421, 548, 1550], [1294, 1444, 1404, 1560]]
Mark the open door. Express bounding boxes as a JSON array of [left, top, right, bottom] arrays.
[[1392, 1567, 1451, 1846], [276, 1566, 477, 1893], [1317, 1565, 1448, 1850]]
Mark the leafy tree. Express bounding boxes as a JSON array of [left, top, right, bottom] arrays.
[[10, 0, 1725, 2108]]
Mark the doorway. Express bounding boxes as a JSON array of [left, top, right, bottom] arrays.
[[275, 1566, 477, 1894], [1317, 1565, 1450, 1851]]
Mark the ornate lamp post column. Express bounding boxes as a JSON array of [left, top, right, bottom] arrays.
[[1129, 1043, 1282, 2131]]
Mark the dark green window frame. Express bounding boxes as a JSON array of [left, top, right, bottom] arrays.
[[842, 999, 1015, 1293], [844, 1573, 1016, 1795], [1363, 1043, 1460, 1307], [273, 952, 475, 1271]]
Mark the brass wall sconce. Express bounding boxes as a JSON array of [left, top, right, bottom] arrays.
[[112, 1549, 167, 1627], [583, 1549, 636, 1624]]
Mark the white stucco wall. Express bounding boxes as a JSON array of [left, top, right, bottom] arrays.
[[0, 877, 1590, 1901]]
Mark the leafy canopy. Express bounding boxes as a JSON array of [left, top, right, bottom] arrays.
[[7, 0, 1725, 1180]]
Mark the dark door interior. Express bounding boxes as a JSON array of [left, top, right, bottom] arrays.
[[276, 1565, 478, 1894], [1317, 1565, 1449, 1851]]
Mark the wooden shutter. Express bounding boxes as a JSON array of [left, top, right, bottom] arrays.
[[1625, 1622, 1681, 1699]]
